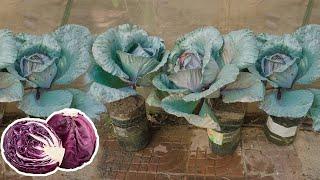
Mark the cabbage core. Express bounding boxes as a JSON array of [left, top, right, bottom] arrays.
[[2, 120, 65, 174], [261, 53, 293, 77]]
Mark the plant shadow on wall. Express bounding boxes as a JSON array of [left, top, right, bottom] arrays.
[[0, 24, 105, 120], [249, 24, 320, 145]]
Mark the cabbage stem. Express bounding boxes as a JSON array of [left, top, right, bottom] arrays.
[[126, 82, 137, 90], [193, 98, 205, 115], [36, 88, 41, 100], [277, 88, 282, 100]]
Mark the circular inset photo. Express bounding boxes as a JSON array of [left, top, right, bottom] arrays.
[[1, 108, 99, 176]]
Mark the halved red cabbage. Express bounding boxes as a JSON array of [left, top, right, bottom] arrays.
[[1, 119, 65, 175], [47, 109, 97, 169]]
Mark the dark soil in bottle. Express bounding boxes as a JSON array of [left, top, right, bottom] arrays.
[[209, 98, 245, 130], [107, 95, 150, 151]]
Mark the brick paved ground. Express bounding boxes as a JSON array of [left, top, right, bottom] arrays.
[[1, 117, 320, 180]]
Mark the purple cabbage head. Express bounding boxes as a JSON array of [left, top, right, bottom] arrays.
[[1, 119, 65, 175], [47, 109, 97, 169]]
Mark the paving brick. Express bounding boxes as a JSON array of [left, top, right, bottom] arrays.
[[170, 175, 186, 180], [206, 166, 215, 176], [4, 173, 33, 180], [115, 171, 127, 180], [197, 150, 207, 159], [136, 148, 153, 157], [206, 152, 219, 160], [188, 155, 196, 164], [214, 153, 244, 177], [242, 128, 303, 179], [204, 176, 217, 180], [118, 163, 131, 171], [132, 155, 142, 164], [126, 172, 154, 180], [139, 164, 149, 171], [129, 164, 140, 172], [155, 173, 170, 180], [171, 142, 186, 150], [105, 171, 118, 179], [0, 158, 4, 179], [189, 153, 197, 160], [157, 150, 188, 173], [144, 173, 157, 180], [123, 155, 134, 163], [195, 159, 208, 175], [140, 156, 151, 164], [185, 175, 199, 180], [147, 164, 158, 172]]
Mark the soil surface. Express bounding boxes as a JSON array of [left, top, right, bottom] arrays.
[[107, 95, 145, 120], [271, 116, 302, 127], [147, 107, 187, 126], [209, 98, 245, 113], [271, 116, 301, 122], [209, 98, 245, 125]]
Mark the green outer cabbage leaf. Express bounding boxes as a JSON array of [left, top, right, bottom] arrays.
[[18, 90, 73, 117], [146, 89, 169, 108], [152, 73, 191, 94], [53, 24, 93, 84], [169, 27, 223, 86], [221, 72, 264, 103], [67, 89, 106, 120], [182, 64, 239, 101], [294, 24, 320, 44], [92, 24, 167, 85], [152, 27, 262, 129], [294, 25, 320, 84], [0, 72, 23, 102], [249, 33, 304, 88], [7, 25, 92, 88], [0, 29, 17, 69], [259, 89, 314, 118], [161, 95, 220, 129], [88, 64, 136, 103], [146, 89, 162, 108], [307, 89, 320, 131], [88, 82, 136, 104], [221, 29, 258, 69], [7, 34, 61, 88]]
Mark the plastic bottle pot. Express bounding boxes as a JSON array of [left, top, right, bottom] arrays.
[[107, 95, 151, 151], [264, 116, 300, 146], [207, 99, 245, 155], [208, 126, 241, 155]]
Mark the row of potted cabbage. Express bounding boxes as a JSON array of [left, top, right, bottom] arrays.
[[0, 24, 319, 155]]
